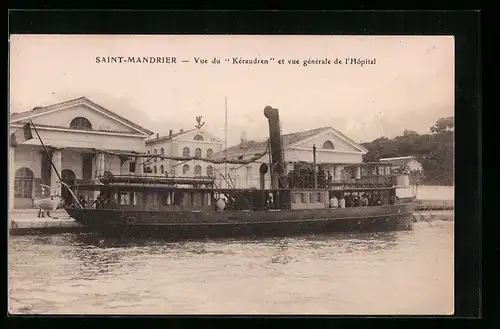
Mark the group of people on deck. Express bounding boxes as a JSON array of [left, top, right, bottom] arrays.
[[329, 192, 389, 209], [68, 193, 116, 209]]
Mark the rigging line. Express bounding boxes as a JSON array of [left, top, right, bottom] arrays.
[[100, 149, 269, 165], [28, 119, 82, 208], [227, 173, 236, 189], [171, 159, 190, 168]]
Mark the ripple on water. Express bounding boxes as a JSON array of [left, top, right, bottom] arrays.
[[8, 223, 454, 315]]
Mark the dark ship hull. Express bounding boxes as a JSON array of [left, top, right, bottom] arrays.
[[66, 202, 415, 239]]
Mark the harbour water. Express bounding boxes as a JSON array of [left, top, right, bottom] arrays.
[[8, 220, 454, 315]]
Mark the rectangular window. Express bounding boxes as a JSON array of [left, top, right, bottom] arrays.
[[310, 193, 321, 203], [129, 161, 136, 173], [301, 193, 307, 203], [292, 193, 297, 203], [120, 192, 129, 205], [133, 192, 143, 205], [385, 166, 392, 176], [172, 191, 183, 206]]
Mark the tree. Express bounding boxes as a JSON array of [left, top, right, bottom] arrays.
[[403, 129, 419, 137], [430, 117, 454, 134], [361, 118, 454, 186]]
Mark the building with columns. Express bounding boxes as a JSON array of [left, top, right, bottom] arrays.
[[213, 127, 372, 189], [9, 97, 154, 210], [144, 128, 224, 178]]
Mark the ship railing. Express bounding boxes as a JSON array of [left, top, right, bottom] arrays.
[[93, 173, 216, 187]]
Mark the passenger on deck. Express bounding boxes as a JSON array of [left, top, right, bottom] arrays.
[[267, 193, 274, 209], [93, 195, 105, 209], [361, 194, 369, 207], [339, 195, 346, 208], [329, 195, 338, 208], [353, 195, 361, 207], [78, 196, 87, 208], [378, 194, 385, 205]]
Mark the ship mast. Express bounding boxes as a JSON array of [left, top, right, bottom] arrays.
[[224, 96, 228, 186], [313, 144, 318, 188]]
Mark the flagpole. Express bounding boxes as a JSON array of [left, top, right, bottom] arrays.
[[28, 119, 82, 208], [224, 96, 228, 187]]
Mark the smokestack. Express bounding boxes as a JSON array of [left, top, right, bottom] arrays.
[[264, 106, 285, 189], [169, 129, 173, 136], [156, 133, 159, 139]]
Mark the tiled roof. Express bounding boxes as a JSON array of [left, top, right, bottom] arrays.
[[379, 156, 421, 167], [145, 129, 197, 145], [219, 127, 332, 157], [379, 156, 415, 161], [9, 96, 154, 135]]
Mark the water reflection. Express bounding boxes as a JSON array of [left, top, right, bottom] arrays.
[[8, 222, 454, 315]]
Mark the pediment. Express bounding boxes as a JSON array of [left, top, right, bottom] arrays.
[[173, 129, 223, 144], [290, 128, 367, 153], [10, 97, 153, 136]]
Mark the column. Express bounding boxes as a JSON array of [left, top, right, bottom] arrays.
[[355, 166, 361, 180], [9, 146, 15, 211], [51, 148, 62, 195], [334, 166, 342, 182], [95, 152, 105, 177], [120, 157, 130, 175], [136, 157, 144, 175]]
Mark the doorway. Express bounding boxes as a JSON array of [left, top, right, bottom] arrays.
[[14, 167, 34, 209], [61, 169, 76, 206]]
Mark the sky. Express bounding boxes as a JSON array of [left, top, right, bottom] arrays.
[[9, 35, 454, 145]]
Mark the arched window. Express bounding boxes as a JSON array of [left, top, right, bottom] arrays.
[[322, 140, 335, 149], [14, 167, 34, 199], [153, 166, 157, 174], [194, 165, 202, 176], [206, 165, 214, 177], [160, 165, 164, 174], [194, 134, 204, 141], [160, 148, 164, 155], [154, 149, 157, 154], [182, 147, 190, 157], [61, 169, 76, 184], [182, 164, 190, 174], [147, 150, 150, 154], [195, 148, 202, 158], [70, 117, 92, 129], [206, 149, 214, 158], [129, 161, 136, 173]]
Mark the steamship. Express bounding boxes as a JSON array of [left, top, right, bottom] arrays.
[[61, 106, 416, 238]]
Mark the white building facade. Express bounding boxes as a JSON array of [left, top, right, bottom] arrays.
[[9, 97, 153, 210], [9, 97, 378, 210], [379, 156, 423, 173], [213, 127, 369, 189], [144, 128, 224, 179]]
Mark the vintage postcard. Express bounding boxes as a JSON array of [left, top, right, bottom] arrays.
[[8, 34, 454, 315]]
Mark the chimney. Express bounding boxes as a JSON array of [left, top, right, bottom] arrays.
[[180, 129, 184, 133], [169, 129, 173, 136], [156, 133, 159, 139]]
